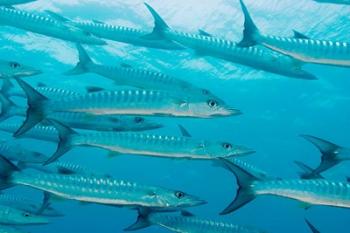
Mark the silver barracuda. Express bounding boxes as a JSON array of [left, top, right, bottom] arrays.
[[143, 3, 316, 80], [124, 209, 267, 233], [0, 0, 35, 5], [0, 156, 206, 209], [66, 44, 217, 98], [0, 204, 48, 225], [0, 7, 106, 45], [218, 159, 350, 215], [0, 140, 47, 163], [42, 120, 254, 165], [0, 193, 62, 217], [0, 60, 41, 79], [13, 78, 238, 137], [43, 11, 184, 50], [294, 135, 350, 179], [238, 0, 350, 67]]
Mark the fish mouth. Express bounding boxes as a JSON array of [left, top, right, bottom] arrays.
[[230, 147, 256, 157], [227, 108, 243, 116]]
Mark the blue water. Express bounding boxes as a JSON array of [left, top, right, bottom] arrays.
[[1, 0, 350, 232]]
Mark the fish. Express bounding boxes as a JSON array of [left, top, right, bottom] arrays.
[[124, 208, 267, 232], [44, 11, 184, 50], [314, 0, 350, 5], [0, 193, 63, 217], [0, 140, 48, 163], [0, 60, 41, 79], [0, 6, 106, 45], [0, 155, 206, 209], [0, 225, 29, 233], [143, 3, 316, 80], [43, 119, 254, 165], [66, 44, 217, 98], [13, 78, 238, 136], [237, 0, 350, 67], [0, 92, 163, 132], [0, 122, 58, 142], [296, 135, 350, 179], [0, 204, 48, 225], [217, 158, 350, 215], [305, 218, 321, 233], [0, 0, 35, 5]]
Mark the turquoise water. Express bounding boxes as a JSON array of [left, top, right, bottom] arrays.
[[1, 0, 350, 232]]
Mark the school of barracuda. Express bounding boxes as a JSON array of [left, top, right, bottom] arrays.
[[0, 0, 348, 232]]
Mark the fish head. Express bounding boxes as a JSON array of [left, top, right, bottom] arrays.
[[3, 206, 49, 225], [0, 61, 42, 78], [203, 141, 256, 158], [147, 188, 206, 209], [182, 97, 241, 118]]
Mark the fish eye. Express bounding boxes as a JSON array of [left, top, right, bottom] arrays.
[[134, 117, 144, 123], [175, 191, 185, 199], [22, 212, 30, 217], [222, 143, 232, 150], [9, 62, 20, 68], [207, 100, 218, 108]]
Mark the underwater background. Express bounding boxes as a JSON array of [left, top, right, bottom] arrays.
[[1, 0, 350, 232]]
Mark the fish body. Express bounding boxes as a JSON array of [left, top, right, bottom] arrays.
[[0, 156, 206, 209], [143, 3, 316, 80], [125, 210, 266, 233], [44, 120, 254, 164], [0, 204, 48, 225], [0, 7, 105, 45], [0, 194, 62, 217], [14, 78, 238, 137], [219, 159, 350, 215], [238, 0, 350, 67], [0, 60, 41, 79], [67, 44, 215, 98]]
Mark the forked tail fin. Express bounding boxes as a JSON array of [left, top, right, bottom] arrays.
[[65, 44, 93, 75], [237, 0, 261, 47], [143, 3, 170, 40]]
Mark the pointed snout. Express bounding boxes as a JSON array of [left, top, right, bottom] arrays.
[[233, 145, 256, 156]]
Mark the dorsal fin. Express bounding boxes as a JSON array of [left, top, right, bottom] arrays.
[[92, 19, 105, 24], [85, 86, 105, 93], [178, 125, 191, 137], [198, 29, 212, 37], [293, 30, 310, 39], [120, 63, 133, 68], [45, 10, 70, 22]]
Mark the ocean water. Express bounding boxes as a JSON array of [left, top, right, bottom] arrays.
[[1, 0, 350, 232]]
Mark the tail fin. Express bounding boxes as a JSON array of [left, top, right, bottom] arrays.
[[237, 0, 260, 47], [124, 208, 152, 231], [143, 3, 170, 40], [216, 158, 260, 215], [44, 120, 77, 165], [305, 218, 320, 233], [0, 155, 19, 189], [13, 78, 48, 137], [65, 44, 92, 76], [301, 134, 343, 159], [294, 161, 323, 179]]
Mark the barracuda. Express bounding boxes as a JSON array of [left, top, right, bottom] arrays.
[[0, 0, 35, 5], [43, 11, 184, 50], [218, 159, 350, 215], [13, 78, 238, 137], [0, 92, 162, 131], [0, 6, 105, 45], [314, 0, 350, 5], [0, 194, 62, 217], [0, 140, 47, 163], [0, 204, 48, 225], [294, 135, 350, 179], [0, 60, 41, 79], [143, 3, 316, 80], [66, 44, 217, 98], [238, 0, 350, 67], [0, 156, 206, 209], [125, 209, 267, 233], [43, 120, 254, 165]]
